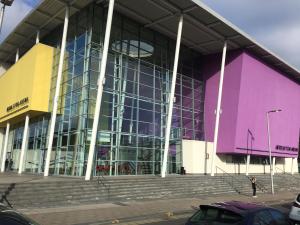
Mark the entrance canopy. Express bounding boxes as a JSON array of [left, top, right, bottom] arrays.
[[0, 0, 299, 81]]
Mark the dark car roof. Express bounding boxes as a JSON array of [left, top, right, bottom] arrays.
[[201, 201, 267, 215], [0, 204, 22, 216], [0, 203, 8, 212], [0, 203, 40, 225]]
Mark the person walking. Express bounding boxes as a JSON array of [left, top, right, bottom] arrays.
[[9, 158, 13, 171], [4, 158, 9, 171], [251, 176, 257, 197]]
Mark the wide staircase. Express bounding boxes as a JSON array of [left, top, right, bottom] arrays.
[[249, 173, 300, 193], [1, 172, 299, 209], [0, 173, 249, 209]]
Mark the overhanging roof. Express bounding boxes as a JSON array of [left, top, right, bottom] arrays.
[[0, 0, 299, 81], [0, 0, 93, 63]]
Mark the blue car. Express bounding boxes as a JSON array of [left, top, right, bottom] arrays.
[[186, 201, 291, 225]]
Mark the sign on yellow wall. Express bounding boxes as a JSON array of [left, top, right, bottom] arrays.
[[0, 44, 54, 126]]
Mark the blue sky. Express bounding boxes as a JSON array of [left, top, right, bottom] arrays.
[[202, 0, 300, 70], [0, 0, 299, 70], [0, 0, 40, 43]]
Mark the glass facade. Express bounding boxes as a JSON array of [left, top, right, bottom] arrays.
[[7, 2, 205, 176], [6, 116, 49, 173], [7, 125, 23, 170]]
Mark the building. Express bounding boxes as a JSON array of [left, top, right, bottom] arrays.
[[0, 0, 299, 180]]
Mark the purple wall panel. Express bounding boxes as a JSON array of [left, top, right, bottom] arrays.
[[234, 52, 300, 157], [203, 51, 243, 152], [203, 58, 218, 142], [203, 50, 300, 158]]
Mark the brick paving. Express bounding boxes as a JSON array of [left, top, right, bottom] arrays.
[[20, 191, 298, 225]]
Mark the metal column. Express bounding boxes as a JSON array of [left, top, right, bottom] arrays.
[[18, 115, 30, 174], [85, 0, 115, 181], [0, 128, 5, 167], [272, 156, 276, 176], [44, 6, 69, 177], [109, 55, 118, 176], [210, 41, 227, 176], [1, 123, 10, 172], [0, 4, 5, 34], [161, 15, 183, 178], [15, 48, 19, 63], [116, 56, 128, 175], [291, 158, 295, 175], [36, 30, 40, 44], [246, 154, 250, 176], [267, 112, 274, 194]]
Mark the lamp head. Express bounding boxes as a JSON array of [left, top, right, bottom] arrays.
[[1, 0, 14, 6]]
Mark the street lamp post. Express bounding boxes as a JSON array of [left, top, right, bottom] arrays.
[[266, 109, 282, 195], [0, 0, 14, 34]]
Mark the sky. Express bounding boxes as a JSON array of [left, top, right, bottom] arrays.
[[0, 0, 299, 70], [201, 0, 300, 70], [0, 0, 40, 44]]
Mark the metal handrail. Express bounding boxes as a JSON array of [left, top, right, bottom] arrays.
[[275, 166, 286, 174], [275, 167, 300, 181], [0, 174, 44, 209], [0, 183, 15, 208], [26, 161, 39, 166], [215, 166, 243, 194], [216, 166, 268, 194], [96, 172, 110, 200]]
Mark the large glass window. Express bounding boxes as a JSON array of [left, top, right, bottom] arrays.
[[7, 116, 49, 173], [45, 2, 205, 176]]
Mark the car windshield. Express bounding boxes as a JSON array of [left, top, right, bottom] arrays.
[[189, 206, 243, 225]]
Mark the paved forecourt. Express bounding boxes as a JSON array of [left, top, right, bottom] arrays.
[[22, 191, 298, 225]]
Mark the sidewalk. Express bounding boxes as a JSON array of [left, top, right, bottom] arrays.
[[22, 191, 298, 225]]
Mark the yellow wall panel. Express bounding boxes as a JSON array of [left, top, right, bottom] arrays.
[[0, 44, 53, 126]]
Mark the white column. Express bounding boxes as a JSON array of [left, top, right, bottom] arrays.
[[210, 41, 227, 176], [266, 112, 274, 194], [36, 30, 40, 44], [15, 48, 19, 63], [1, 123, 10, 172], [18, 115, 30, 174], [246, 154, 250, 175], [272, 156, 276, 175], [0, 5, 5, 34], [44, 6, 69, 177], [161, 15, 183, 178], [85, 0, 115, 181], [0, 128, 5, 164], [291, 158, 295, 175]]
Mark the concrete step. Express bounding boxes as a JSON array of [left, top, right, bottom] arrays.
[[2, 174, 299, 209]]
